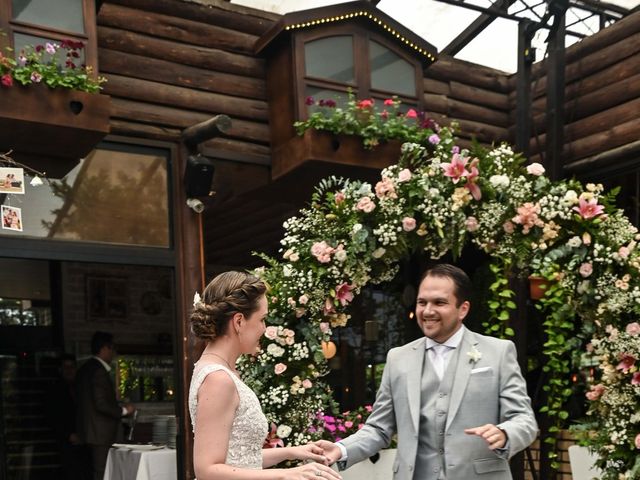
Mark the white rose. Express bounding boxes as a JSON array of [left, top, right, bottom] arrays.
[[267, 343, 285, 357], [276, 424, 292, 438], [335, 249, 347, 262], [352, 223, 363, 233], [372, 247, 386, 259], [489, 174, 510, 189], [282, 265, 292, 277], [563, 190, 578, 205], [567, 236, 582, 248], [526, 162, 545, 176]]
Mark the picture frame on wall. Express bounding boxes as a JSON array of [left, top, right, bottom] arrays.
[[86, 276, 128, 321]]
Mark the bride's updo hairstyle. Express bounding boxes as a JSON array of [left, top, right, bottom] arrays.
[[190, 271, 266, 341]]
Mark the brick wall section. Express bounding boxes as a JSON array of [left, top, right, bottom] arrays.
[[62, 262, 175, 356], [524, 430, 578, 480]]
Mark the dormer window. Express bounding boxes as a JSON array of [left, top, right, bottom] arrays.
[[298, 27, 422, 118], [255, 1, 437, 179]]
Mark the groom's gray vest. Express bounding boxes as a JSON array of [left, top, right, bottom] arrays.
[[414, 346, 461, 480]]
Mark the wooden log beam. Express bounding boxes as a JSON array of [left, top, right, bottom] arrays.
[[530, 117, 638, 163], [521, 72, 640, 136], [449, 81, 510, 111], [423, 78, 449, 96], [183, 115, 232, 153], [98, 3, 258, 54], [520, 32, 640, 101], [424, 93, 510, 127], [509, 53, 640, 114], [564, 140, 640, 174], [109, 119, 182, 141], [103, 74, 269, 122], [428, 112, 507, 144], [427, 56, 510, 93], [99, 48, 266, 100], [109, 98, 270, 144], [98, 26, 265, 78], [528, 97, 640, 154], [105, 0, 278, 36]]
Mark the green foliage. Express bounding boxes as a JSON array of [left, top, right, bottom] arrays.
[[0, 38, 105, 93]]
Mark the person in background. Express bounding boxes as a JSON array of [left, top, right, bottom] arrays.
[[316, 264, 538, 480], [46, 354, 89, 480], [76, 332, 136, 480]]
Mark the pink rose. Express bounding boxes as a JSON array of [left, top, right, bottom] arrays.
[[625, 322, 640, 336], [298, 294, 309, 305], [311, 241, 334, 263], [265, 326, 278, 340], [465, 216, 479, 232], [344, 420, 353, 428], [320, 322, 330, 333], [405, 108, 417, 119], [302, 379, 312, 389], [635, 433, 640, 449], [585, 384, 605, 401], [383, 98, 394, 106], [334, 192, 345, 204], [526, 162, 546, 176], [356, 197, 376, 213], [274, 363, 287, 375], [503, 221, 515, 234], [618, 246, 630, 259], [1, 74, 13, 87], [579, 262, 593, 278], [397, 168, 412, 183], [402, 217, 416, 232], [375, 177, 397, 199], [632, 372, 640, 386]]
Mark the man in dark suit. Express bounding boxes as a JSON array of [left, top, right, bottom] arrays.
[[76, 332, 135, 480]]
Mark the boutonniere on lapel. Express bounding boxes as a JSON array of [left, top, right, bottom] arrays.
[[467, 346, 482, 363]]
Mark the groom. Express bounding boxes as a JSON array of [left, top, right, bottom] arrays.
[[317, 264, 537, 480]]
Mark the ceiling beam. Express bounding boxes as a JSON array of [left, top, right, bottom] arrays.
[[442, 0, 516, 56]]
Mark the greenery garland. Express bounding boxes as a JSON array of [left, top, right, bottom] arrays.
[[240, 116, 639, 478]]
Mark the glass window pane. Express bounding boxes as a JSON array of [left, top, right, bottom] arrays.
[[12, 0, 85, 33], [13, 32, 86, 67], [370, 40, 416, 97], [305, 36, 354, 84], [0, 144, 171, 247], [305, 87, 350, 112]]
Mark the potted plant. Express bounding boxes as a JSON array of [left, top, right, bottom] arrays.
[[0, 39, 110, 159]]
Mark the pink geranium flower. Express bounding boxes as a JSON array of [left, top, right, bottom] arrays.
[[441, 153, 471, 184], [405, 109, 417, 119], [573, 198, 604, 219], [335, 282, 354, 306], [383, 98, 394, 106], [357, 99, 374, 109]]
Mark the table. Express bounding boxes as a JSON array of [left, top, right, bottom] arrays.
[[104, 445, 176, 480]]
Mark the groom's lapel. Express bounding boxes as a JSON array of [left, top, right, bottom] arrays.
[[407, 337, 425, 434], [446, 330, 476, 431]]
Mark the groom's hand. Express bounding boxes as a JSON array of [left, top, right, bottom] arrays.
[[314, 440, 341, 464], [464, 424, 507, 450]]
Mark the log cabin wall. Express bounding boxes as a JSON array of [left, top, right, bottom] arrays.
[[423, 56, 511, 149], [507, 11, 640, 173]]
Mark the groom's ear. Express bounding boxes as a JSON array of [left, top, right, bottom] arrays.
[[458, 300, 471, 320]]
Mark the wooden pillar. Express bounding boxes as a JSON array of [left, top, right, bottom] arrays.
[[515, 19, 536, 157], [545, 10, 566, 181]]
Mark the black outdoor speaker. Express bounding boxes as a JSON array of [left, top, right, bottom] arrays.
[[184, 154, 215, 197]]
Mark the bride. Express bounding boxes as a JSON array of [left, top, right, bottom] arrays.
[[189, 271, 341, 480]]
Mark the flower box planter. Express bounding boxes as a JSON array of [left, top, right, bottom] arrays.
[[0, 85, 110, 160], [337, 449, 396, 480], [271, 129, 403, 180]]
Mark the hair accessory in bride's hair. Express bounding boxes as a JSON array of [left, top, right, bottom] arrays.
[[193, 291, 202, 307]]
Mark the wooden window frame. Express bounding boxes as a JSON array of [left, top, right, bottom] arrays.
[[293, 23, 424, 121], [0, 0, 98, 78]]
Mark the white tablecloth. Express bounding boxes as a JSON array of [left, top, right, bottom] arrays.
[[104, 446, 176, 480]]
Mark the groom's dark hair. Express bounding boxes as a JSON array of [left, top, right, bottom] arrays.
[[421, 264, 472, 306]]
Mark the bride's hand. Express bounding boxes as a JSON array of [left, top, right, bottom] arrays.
[[286, 462, 341, 479], [290, 443, 328, 464]]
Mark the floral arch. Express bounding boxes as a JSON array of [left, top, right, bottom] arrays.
[[238, 126, 640, 478]]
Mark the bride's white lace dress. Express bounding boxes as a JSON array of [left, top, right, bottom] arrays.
[[189, 364, 268, 469]]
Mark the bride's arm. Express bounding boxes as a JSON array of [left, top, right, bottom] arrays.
[[194, 373, 337, 479], [262, 444, 328, 468]]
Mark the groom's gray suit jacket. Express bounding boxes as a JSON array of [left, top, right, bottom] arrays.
[[340, 327, 538, 480]]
